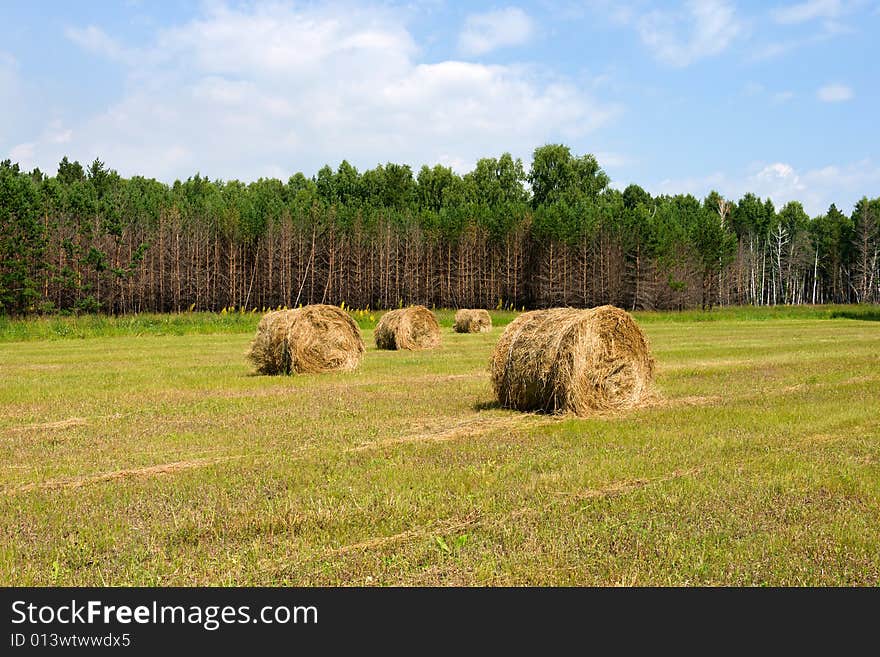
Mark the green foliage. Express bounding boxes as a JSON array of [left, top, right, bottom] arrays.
[[466, 153, 528, 207], [0, 147, 876, 315], [693, 193, 737, 271], [0, 161, 45, 314], [622, 184, 652, 210], [528, 143, 609, 208]]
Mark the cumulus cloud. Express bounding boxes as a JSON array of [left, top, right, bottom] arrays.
[[817, 83, 853, 102], [637, 0, 742, 67], [9, 3, 616, 181], [649, 159, 880, 216], [458, 7, 535, 56], [8, 119, 76, 171]]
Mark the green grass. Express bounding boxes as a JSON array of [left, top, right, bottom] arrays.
[[1, 304, 877, 343], [0, 308, 523, 342], [632, 304, 880, 323], [0, 310, 260, 342], [1, 307, 878, 585]]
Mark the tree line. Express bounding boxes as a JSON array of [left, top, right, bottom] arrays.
[[1, 145, 878, 315]]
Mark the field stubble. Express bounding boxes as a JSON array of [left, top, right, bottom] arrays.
[[0, 307, 878, 585]]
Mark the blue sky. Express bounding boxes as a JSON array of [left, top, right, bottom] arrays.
[[2, 0, 878, 215]]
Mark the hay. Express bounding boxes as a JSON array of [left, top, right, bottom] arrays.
[[286, 304, 365, 373], [247, 309, 297, 374], [374, 305, 441, 350], [489, 305, 654, 416], [454, 309, 492, 333], [248, 305, 364, 374]]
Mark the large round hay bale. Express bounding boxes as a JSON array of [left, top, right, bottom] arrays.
[[247, 309, 298, 374], [286, 304, 365, 373], [490, 305, 654, 415], [248, 305, 364, 374], [374, 305, 441, 350], [454, 309, 492, 333]]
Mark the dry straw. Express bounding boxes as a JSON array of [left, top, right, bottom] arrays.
[[453, 309, 492, 333], [247, 309, 297, 375], [490, 305, 654, 415], [375, 305, 441, 350], [247, 305, 364, 374]]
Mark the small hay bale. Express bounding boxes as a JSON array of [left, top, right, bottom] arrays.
[[248, 305, 364, 374], [490, 305, 654, 415], [454, 309, 492, 333], [247, 309, 298, 375], [374, 305, 441, 350]]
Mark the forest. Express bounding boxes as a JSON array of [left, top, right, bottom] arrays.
[[1, 144, 878, 315]]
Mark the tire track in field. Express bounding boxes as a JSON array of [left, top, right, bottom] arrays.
[[5, 417, 89, 432], [1, 455, 246, 494], [327, 513, 483, 557], [545, 466, 703, 505], [1, 414, 548, 495], [347, 414, 557, 452], [189, 372, 486, 401], [2, 393, 728, 495], [0, 374, 486, 435], [310, 466, 703, 566]]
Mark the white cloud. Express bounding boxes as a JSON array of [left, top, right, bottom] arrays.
[[741, 83, 796, 104], [771, 0, 842, 24], [817, 83, 853, 102], [753, 1, 856, 59], [637, 0, 742, 67], [650, 159, 880, 215], [749, 42, 792, 60], [9, 142, 35, 162], [748, 24, 848, 61], [458, 7, 535, 56], [772, 90, 795, 103], [65, 25, 129, 60], [10, 3, 616, 181], [9, 119, 74, 168], [594, 151, 633, 169], [820, 19, 856, 35], [39, 119, 73, 145]]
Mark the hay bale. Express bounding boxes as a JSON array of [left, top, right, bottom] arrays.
[[248, 305, 364, 374], [490, 305, 654, 415], [374, 305, 441, 350], [454, 309, 492, 333], [286, 304, 365, 373], [247, 309, 298, 375]]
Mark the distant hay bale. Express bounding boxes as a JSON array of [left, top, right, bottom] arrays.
[[374, 306, 441, 350], [454, 309, 492, 333], [248, 305, 364, 374], [490, 305, 654, 415]]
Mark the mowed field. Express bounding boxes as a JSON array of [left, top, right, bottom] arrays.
[[1, 308, 879, 585]]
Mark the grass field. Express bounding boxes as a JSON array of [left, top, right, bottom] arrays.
[[1, 307, 878, 585]]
